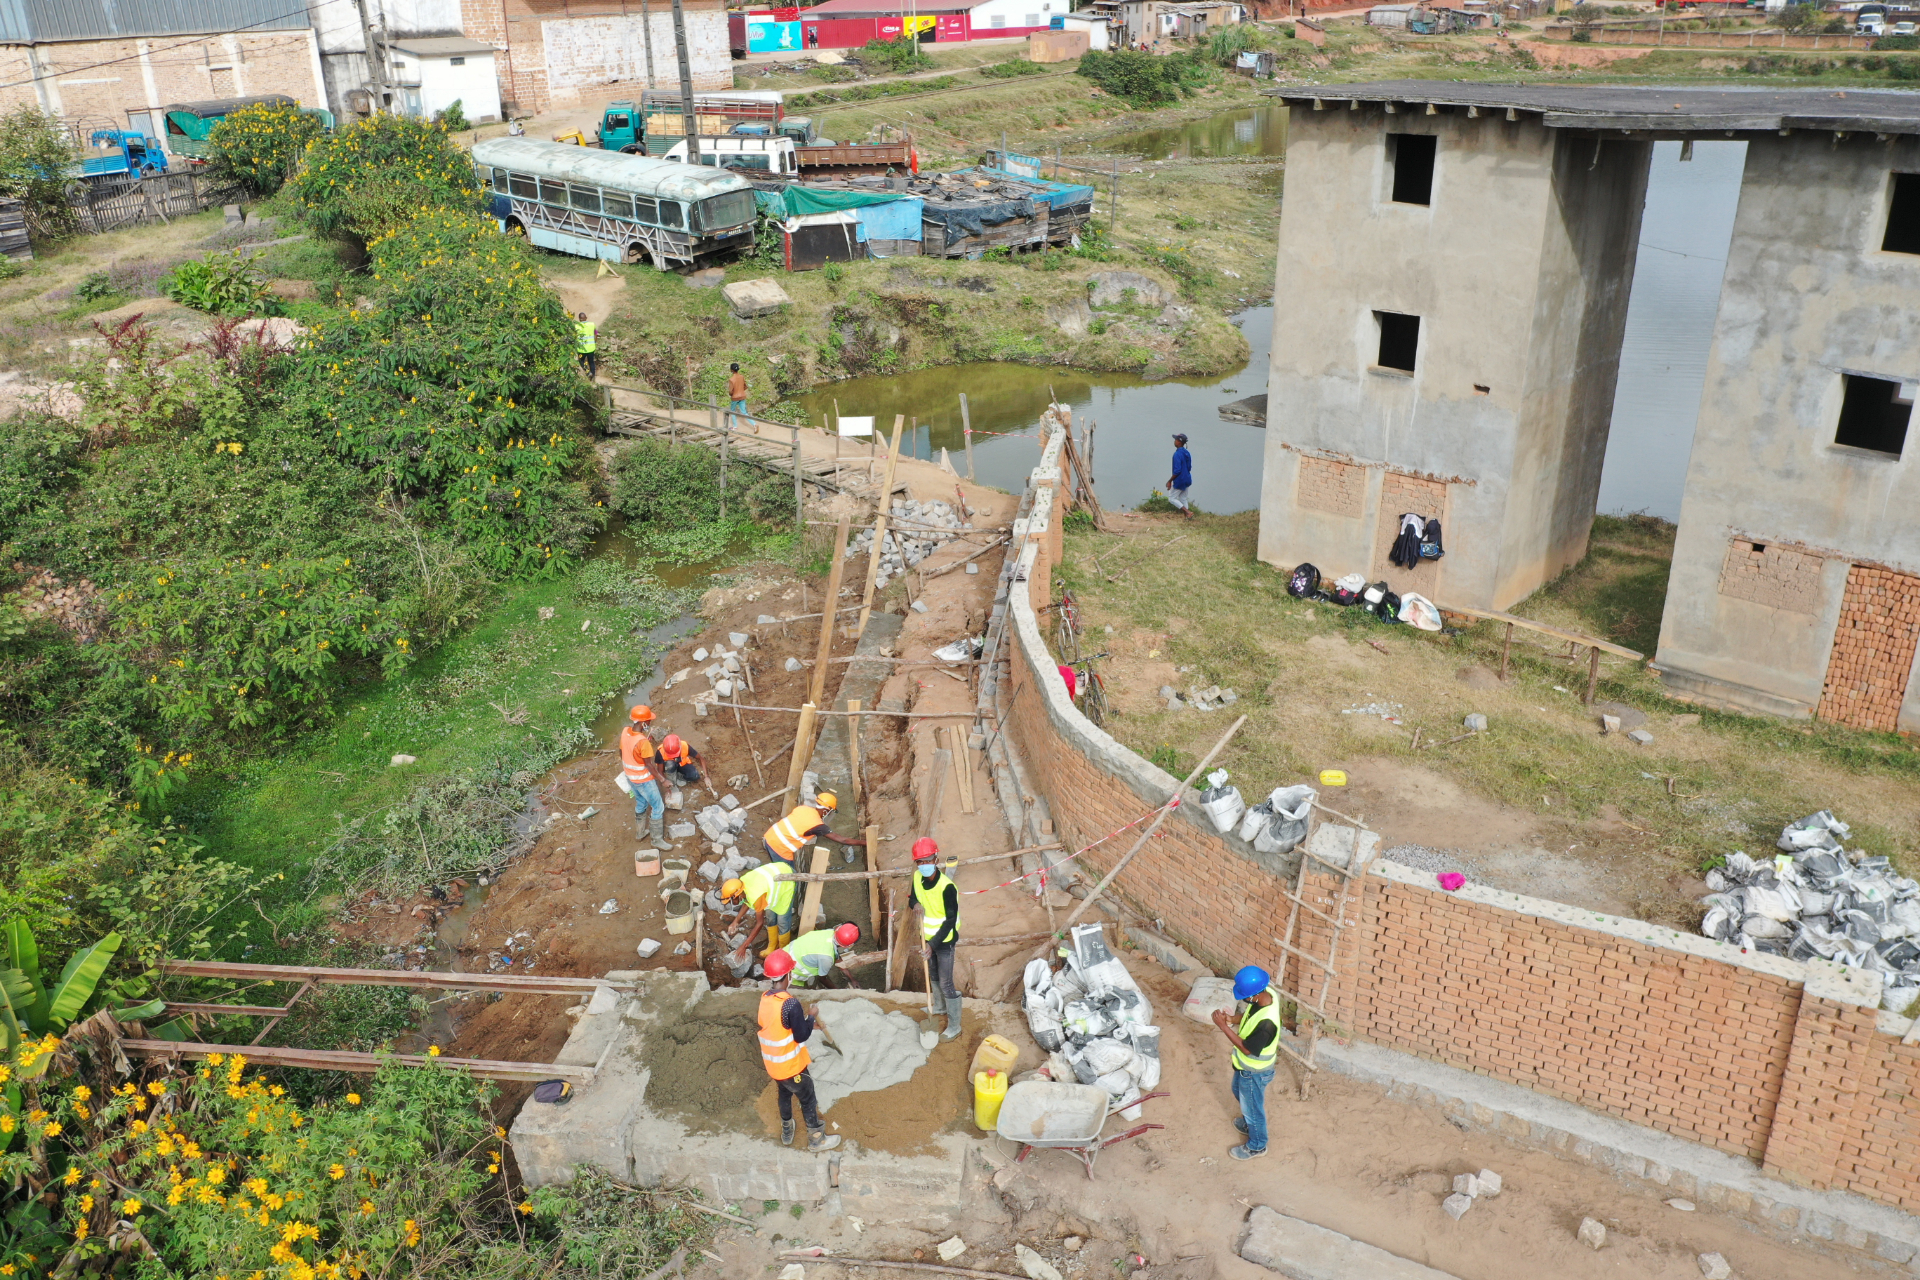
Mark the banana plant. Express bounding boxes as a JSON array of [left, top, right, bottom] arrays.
[[0, 924, 168, 1080]]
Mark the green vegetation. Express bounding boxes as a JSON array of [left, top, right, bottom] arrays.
[[859, 35, 936, 74], [1076, 49, 1214, 107], [980, 58, 1052, 79], [161, 249, 277, 315], [0, 105, 79, 241], [206, 100, 327, 197]]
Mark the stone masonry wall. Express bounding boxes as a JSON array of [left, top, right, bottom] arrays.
[[997, 438, 1920, 1223]]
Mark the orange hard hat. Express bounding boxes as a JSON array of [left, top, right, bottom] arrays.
[[764, 949, 795, 978], [661, 734, 682, 756], [911, 837, 939, 863], [833, 922, 860, 947], [628, 704, 655, 722]]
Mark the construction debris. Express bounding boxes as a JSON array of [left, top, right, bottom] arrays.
[[1020, 924, 1160, 1112], [847, 498, 974, 593]]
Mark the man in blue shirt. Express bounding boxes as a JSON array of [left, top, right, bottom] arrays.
[[1167, 433, 1194, 520]]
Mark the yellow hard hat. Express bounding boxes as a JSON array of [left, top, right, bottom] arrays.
[[721, 877, 745, 900], [815, 790, 838, 811]]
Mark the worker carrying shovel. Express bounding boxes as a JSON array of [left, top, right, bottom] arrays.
[[763, 791, 864, 867], [722, 861, 798, 961], [757, 949, 842, 1153], [785, 922, 859, 989], [911, 837, 964, 1041], [1211, 964, 1280, 1161], [618, 705, 668, 847]]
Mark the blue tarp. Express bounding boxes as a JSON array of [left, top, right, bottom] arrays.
[[970, 165, 1097, 214], [853, 195, 924, 243]]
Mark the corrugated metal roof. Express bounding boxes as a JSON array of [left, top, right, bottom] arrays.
[[390, 36, 496, 58], [0, 0, 310, 43], [472, 138, 757, 204]]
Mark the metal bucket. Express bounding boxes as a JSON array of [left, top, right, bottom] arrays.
[[664, 890, 695, 935]]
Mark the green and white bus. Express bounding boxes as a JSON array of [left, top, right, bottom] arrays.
[[472, 137, 757, 269]]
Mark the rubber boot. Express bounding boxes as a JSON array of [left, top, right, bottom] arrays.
[[649, 813, 667, 847], [941, 993, 964, 1040], [807, 1128, 841, 1153], [634, 815, 648, 841], [781, 1118, 795, 1146]]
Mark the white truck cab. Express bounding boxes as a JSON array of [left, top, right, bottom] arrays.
[[663, 136, 798, 176]]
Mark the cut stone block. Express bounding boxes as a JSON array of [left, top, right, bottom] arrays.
[[1241, 1206, 1465, 1278], [722, 277, 792, 319], [667, 822, 697, 840], [1577, 1218, 1606, 1249], [1441, 1194, 1472, 1221], [1627, 728, 1655, 745], [1698, 1253, 1731, 1280], [1475, 1169, 1501, 1197], [1452, 1173, 1481, 1198], [1463, 713, 1488, 732], [786, 657, 805, 672], [936, 1237, 966, 1261]]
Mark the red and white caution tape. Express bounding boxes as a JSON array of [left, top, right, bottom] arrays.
[[962, 796, 1179, 896]]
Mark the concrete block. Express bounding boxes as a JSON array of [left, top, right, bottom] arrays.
[[1475, 1169, 1501, 1197], [1877, 1234, 1918, 1264], [1441, 1194, 1472, 1221], [668, 822, 697, 840], [1627, 728, 1654, 745], [1600, 714, 1621, 734], [1698, 1254, 1731, 1280], [911, 600, 929, 613], [729, 632, 751, 648], [723, 277, 792, 318], [1452, 1173, 1481, 1198], [1239, 1205, 1464, 1278], [1576, 1218, 1606, 1250], [1463, 713, 1488, 732], [786, 657, 805, 672], [937, 1237, 966, 1261]]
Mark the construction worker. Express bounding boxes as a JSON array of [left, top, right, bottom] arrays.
[[722, 860, 798, 959], [911, 837, 963, 1041], [620, 705, 667, 845], [763, 791, 863, 866], [785, 922, 859, 989], [574, 311, 597, 379], [1211, 964, 1279, 1161], [658, 733, 703, 788], [757, 949, 840, 1152]]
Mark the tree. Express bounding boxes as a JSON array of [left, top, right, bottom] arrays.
[[1779, 3, 1824, 32], [434, 98, 470, 133], [0, 106, 78, 241], [205, 100, 325, 197]]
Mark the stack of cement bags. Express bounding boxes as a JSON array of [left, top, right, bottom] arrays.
[[1699, 810, 1920, 1012], [1021, 924, 1161, 1112]]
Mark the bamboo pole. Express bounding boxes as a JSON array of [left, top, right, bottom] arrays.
[[779, 1253, 1027, 1280], [847, 699, 863, 802], [693, 903, 704, 971], [797, 844, 830, 935], [791, 423, 803, 530], [959, 392, 975, 481], [775, 843, 1062, 883], [854, 415, 907, 641], [1043, 716, 1248, 953], [923, 746, 951, 835], [713, 396, 727, 522], [782, 702, 819, 805], [885, 887, 901, 992], [807, 517, 851, 710]]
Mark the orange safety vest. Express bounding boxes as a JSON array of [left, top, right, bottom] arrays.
[[757, 991, 809, 1080], [620, 726, 658, 787], [765, 804, 824, 861], [662, 739, 694, 768]]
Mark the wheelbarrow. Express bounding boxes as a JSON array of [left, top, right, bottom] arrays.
[[994, 1080, 1168, 1179]]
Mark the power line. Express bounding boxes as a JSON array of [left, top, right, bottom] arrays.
[[0, 0, 362, 96]]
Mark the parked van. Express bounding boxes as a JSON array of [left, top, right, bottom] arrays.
[[662, 135, 798, 176]]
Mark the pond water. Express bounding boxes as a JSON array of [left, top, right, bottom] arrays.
[[1102, 102, 1289, 191], [795, 305, 1275, 515]]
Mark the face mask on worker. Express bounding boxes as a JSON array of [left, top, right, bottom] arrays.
[[919, 865, 937, 881]]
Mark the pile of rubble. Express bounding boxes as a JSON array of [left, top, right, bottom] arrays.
[[9, 563, 103, 643], [1700, 810, 1920, 1011], [846, 498, 972, 592], [1020, 925, 1161, 1112], [1160, 682, 1239, 712], [660, 632, 754, 716]]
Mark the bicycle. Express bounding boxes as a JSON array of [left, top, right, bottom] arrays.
[[1054, 587, 1082, 665], [1071, 650, 1112, 726]]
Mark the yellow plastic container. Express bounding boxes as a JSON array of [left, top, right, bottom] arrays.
[[973, 1069, 1008, 1132], [1318, 769, 1348, 787], [969, 1033, 1020, 1082]]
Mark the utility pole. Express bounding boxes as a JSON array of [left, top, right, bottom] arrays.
[[355, 0, 389, 114], [641, 0, 658, 89], [670, 0, 700, 164]]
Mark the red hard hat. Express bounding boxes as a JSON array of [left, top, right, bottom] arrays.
[[833, 922, 860, 947], [911, 837, 939, 863], [661, 734, 682, 756], [763, 949, 795, 978]]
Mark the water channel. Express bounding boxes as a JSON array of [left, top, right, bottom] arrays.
[[802, 104, 1744, 522]]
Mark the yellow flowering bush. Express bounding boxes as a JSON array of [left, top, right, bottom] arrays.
[[291, 115, 480, 240], [206, 103, 326, 198]]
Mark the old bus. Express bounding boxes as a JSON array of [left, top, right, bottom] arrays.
[[471, 137, 757, 269]]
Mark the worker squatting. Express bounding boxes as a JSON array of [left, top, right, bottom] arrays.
[[622, 703, 1280, 1160]]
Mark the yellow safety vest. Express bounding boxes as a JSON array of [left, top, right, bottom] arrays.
[[1231, 997, 1280, 1072], [757, 991, 808, 1079], [574, 320, 596, 353], [765, 804, 824, 861], [740, 862, 795, 917], [913, 870, 957, 942], [784, 929, 838, 980]]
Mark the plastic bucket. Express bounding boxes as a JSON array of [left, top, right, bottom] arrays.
[[634, 848, 662, 878], [664, 891, 695, 935], [969, 1033, 1020, 1081], [973, 1069, 1008, 1132], [660, 858, 691, 893]]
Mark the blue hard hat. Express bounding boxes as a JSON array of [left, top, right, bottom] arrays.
[[1232, 965, 1271, 1000]]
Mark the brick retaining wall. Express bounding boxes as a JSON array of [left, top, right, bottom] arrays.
[[996, 434, 1920, 1222]]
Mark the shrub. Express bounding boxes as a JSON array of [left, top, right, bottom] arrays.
[[434, 98, 470, 133], [290, 114, 480, 240], [980, 58, 1051, 78], [0, 411, 86, 543], [1877, 34, 1920, 50], [162, 249, 275, 315], [205, 100, 325, 197], [859, 36, 934, 74], [1892, 55, 1920, 77], [0, 105, 79, 240], [1076, 49, 1211, 107], [1205, 23, 1262, 65]]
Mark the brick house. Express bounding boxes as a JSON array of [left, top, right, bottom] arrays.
[[456, 0, 731, 118]]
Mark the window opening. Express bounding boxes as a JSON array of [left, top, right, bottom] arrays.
[[1884, 173, 1920, 254], [1387, 133, 1436, 206], [1375, 311, 1420, 373], [1836, 374, 1913, 456]]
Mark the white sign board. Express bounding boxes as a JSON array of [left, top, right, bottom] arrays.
[[838, 416, 876, 438]]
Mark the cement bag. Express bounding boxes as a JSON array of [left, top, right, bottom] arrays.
[[1117, 1084, 1145, 1122], [1199, 784, 1246, 835], [1237, 801, 1275, 844], [1023, 958, 1053, 998], [1183, 975, 1238, 1025], [1094, 1068, 1134, 1097], [615, 773, 634, 796], [1744, 884, 1800, 923], [1128, 1024, 1162, 1090], [1886, 982, 1920, 1016], [1063, 1000, 1114, 1040], [1080, 1037, 1135, 1077], [1025, 996, 1065, 1053], [1252, 784, 1315, 856]]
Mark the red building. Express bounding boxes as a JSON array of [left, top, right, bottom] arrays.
[[731, 0, 1067, 54]]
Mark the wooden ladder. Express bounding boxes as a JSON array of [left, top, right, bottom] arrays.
[[1268, 818, 1377, 1097]]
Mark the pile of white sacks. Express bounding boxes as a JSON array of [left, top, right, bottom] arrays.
[[1700, 810, 1920, 1012], [1021, 924, 1162, 1114], [846, 498, 972, 592]]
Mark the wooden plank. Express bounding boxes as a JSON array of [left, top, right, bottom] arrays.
[[1437, 602, 1642, 660], [160, 958, 619, 994], [123, 1039, 591, 1084], [797, 843, 830, 935]]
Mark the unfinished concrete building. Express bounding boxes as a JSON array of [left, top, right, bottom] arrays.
[[1263, 84, 1920, 730]]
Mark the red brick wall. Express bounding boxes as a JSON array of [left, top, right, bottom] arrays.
[[1817, 564, 1920, 732], [1002, 477, 1920, 1216]]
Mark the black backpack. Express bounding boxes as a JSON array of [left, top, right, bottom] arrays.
[[1288, 563, 1320, 598], [1419, 519, 1446, 560]]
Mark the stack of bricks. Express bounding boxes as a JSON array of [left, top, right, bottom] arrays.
[[1717, 537, 1824, 615], [1815, 564, 1920, 732]]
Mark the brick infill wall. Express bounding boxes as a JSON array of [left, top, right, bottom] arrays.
[[995, 439, 1920, 1224]]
